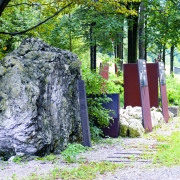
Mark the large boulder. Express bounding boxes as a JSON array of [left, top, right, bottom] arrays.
[[0, 38, 82, 159]]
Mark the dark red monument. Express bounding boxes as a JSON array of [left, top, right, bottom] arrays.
[[100, 63, 109, 80], [124, 63, 158, 108], [137, 59, 152, 132], [158, 62, 170, 122], [124, 60, 170, 131]]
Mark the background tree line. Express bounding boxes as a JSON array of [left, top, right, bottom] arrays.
[[0, 0, 180, 72]]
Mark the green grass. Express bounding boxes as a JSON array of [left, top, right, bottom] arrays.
[[35, 154, 57, 162], [153, 131, 180, 166], [92, 136, 122, 146], [24, 141, 124, 180], [12, 156, 22, 164], [27, 162, 124, 180], [142, 117, 180, 166], [61, 143, 89, 163]]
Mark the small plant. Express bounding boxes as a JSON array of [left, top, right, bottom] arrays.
[[12, 156, 22, 164], [35, 153, 57, 162], [107, 73, 123, 94], [12, 174, 18, 180], [61, 143, 88, 163]]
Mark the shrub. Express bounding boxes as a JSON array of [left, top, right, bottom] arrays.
[[82, 65, 124, 141], [166, 75, 180, 106]]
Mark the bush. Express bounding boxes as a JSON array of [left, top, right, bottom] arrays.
[[82, 65, 124, 141], [166, 75, 180, 106]]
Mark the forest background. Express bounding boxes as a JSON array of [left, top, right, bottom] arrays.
[[0, 0, 180, 139]]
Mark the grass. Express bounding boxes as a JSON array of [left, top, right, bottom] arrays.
[[23, 140, 124, 180], [35, 154, 57, 162], [92, 136, 122, 146], [61, 143, 89, 163], [153, 131, 180, 166], [143, 117, 180, 166], [26, 162, 124, 180]]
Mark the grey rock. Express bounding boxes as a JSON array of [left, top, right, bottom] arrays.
[[128, 119, 145, 137], [120, 106, 166, 137], [0, 38, 82, 159], [119, 118, 129, 137], [168, 106, 179, 117]]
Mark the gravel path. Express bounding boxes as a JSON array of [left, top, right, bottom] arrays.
[[1, 117, 180, 180]]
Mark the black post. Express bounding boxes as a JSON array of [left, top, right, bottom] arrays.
[[78, 80, 92, 147], [90, 23, 96, 71]]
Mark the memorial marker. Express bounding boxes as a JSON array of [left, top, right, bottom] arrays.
[[137, 59, 152, 132], [124, 64, 141, 107], [100, 63, 109, 80], [146, 63, 159, 108], [78, 80, 92, 147], [158, 62, 170, 122], [101, 94, 120, 138], [124, 63, 159, 108]]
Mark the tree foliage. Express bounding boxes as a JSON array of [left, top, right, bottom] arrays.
[[144, 0, 180, 58], [0, 0, 141, 59]]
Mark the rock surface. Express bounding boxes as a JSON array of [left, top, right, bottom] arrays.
[[120, 106, 167, 137], [168, 106, 179, 117], [0, 38, 82, 159]]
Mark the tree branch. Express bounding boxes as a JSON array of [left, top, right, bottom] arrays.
[[7, 2, 55, 7], [7, 3, 39, 7], [0, 2, 73, 36]]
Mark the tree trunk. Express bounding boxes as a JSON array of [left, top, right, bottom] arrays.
[[144, 14, 147, 61], [162, 43, 166, 67], [139, 2, 146, 60], [90, 23, 96, 71], [0, 0, 11, 16], [128, 15, 139, 63], [69, 14, 72, 52], [116, 28, 123, 71], [170, 46, 174, 74]]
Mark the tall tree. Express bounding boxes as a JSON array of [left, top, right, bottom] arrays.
[[170, 45, 174, 73], [144, 0, 180, 70], [127, 2, 141, 63], [139, 2, 146, 60]]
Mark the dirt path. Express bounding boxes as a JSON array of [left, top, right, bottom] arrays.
[[1, 117, 180, 180]]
